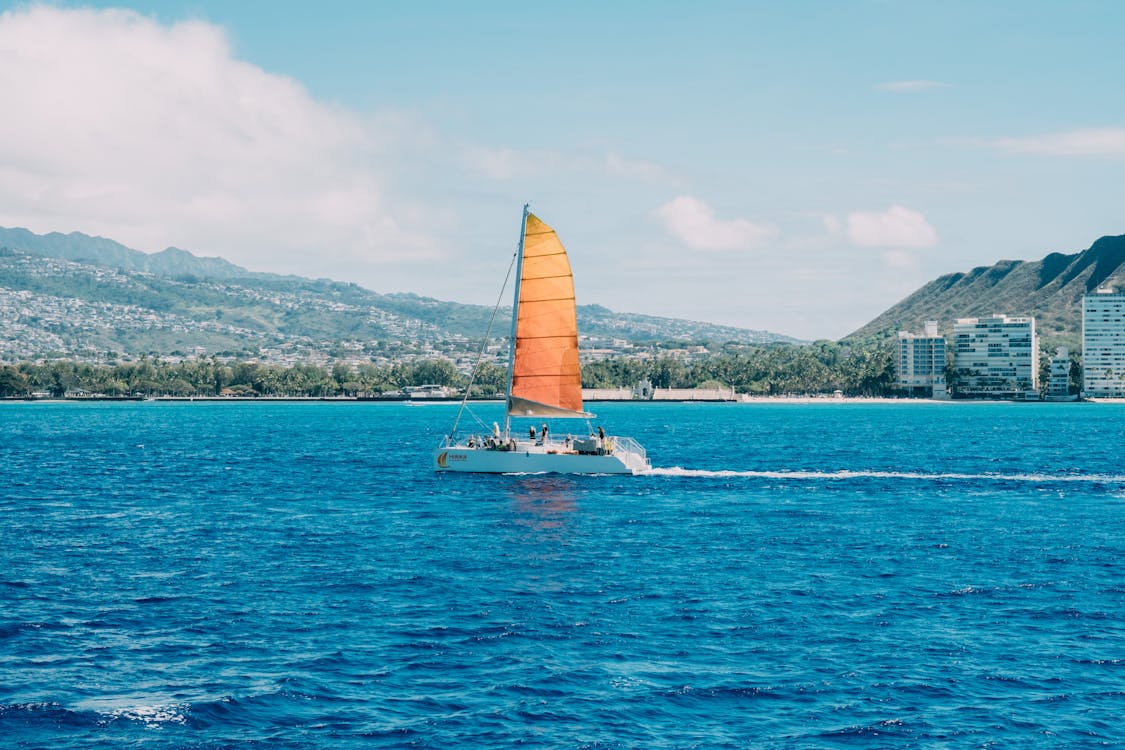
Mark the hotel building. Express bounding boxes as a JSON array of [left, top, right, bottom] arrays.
[[1082, 288, 1125, 398], [951, 314, 1038, 398], [896, 321, 947, 398], [1045, 347, 1073, 400]]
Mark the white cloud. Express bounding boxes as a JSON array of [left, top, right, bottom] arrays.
[[875, 80, 950, 93], [846, 205, 938, 248], [654, 196, 776, 251], [0, 5, 432, 274], [989, 127, 1125, 157]]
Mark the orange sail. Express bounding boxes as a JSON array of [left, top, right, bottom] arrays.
[[507, 213, 587, 418]]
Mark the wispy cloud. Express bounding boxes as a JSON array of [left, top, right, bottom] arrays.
[[845, 206, 938, 248], [655, 196, 776, 251], [875, 80, 950, 93], [603, 151, 671, 183], [987, 127, 1125, 157], [882, 249, 919, 270], [460, 145, 671, 182], [460, 145, 538, 180]]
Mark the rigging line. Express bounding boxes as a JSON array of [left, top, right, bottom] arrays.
[[448, 248, 519, 440]]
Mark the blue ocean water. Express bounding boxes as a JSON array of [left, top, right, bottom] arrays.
[[2, 400, 1124, 748]]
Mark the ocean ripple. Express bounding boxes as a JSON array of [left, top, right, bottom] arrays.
[[2, 401, 1124, 747]]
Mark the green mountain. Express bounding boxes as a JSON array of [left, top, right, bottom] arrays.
[[847, 234, 1125, 347], [0, 227, 254, 281], [0, 227, 798, 362]]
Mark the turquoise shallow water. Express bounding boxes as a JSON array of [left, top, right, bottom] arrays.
[[2, 401, 1124, 748]]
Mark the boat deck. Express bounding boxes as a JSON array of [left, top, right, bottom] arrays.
[[435, 434, 649, 474]]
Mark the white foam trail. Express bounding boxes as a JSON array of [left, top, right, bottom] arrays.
[[642, 467, 1125, 483]]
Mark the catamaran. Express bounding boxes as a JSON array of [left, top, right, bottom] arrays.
[[433, 206, 650, 474]]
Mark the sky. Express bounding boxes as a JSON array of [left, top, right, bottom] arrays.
[[1, 1, 1123, 340]]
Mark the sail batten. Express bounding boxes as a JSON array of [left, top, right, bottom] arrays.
[[507, 212, 585, 418], [513, 337, 580, 344]]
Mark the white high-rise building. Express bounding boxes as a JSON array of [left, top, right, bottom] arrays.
[[1046, 347, 1072, 400], [951, 314, 1038, 398], [897, 321, 947, 397], [1082, 288, 1125, 398]]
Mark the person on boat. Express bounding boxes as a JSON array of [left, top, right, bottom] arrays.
[[529, 425, 536, 442], [492, 422, 501, 439], [541, 423, 549, 444]]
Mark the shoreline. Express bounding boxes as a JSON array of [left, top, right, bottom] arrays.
[[2, 395, 1104, 405]]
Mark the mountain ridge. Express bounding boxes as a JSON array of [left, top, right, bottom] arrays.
[[848, 233, 1125, 345], [0, 226, 258, 280], [0, 226, 799, 362]]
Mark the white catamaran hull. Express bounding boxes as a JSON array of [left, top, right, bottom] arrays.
[[434, 440, 650, 475]]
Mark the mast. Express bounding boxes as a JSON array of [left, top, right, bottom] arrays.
[[503, 204, 531, 438]]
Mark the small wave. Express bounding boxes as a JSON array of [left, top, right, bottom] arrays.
[[104, 704, 188, 727], [0, 620, 71, 639], [0, 701, 100, 729], [642, 467, 1125, 483], [814, 719, 912, 740], [132, 595, 182, 605]]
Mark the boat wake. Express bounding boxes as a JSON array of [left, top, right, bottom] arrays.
[[643, 467, 1125, 484]]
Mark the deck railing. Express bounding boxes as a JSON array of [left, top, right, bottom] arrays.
[[610, 435, 646, 461]]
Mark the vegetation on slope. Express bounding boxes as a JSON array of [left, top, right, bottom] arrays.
[[0, 340, 895, 399], [847, 234, 1125, 349]]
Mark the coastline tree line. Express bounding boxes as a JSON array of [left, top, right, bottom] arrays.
[[0, 339, 897, 398]]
